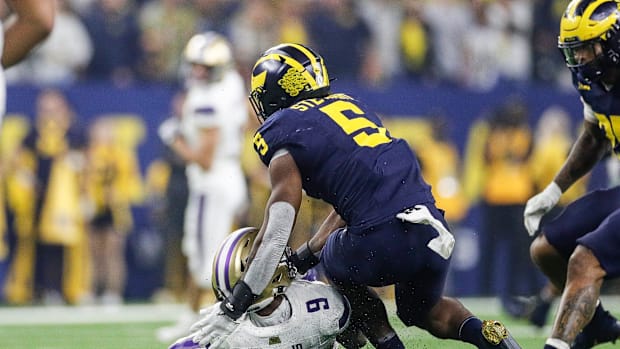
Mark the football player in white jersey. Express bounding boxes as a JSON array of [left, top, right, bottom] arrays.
[[157, 32, 249, 343], [0, 0, 54, 122], [168, 227, 351, 349]]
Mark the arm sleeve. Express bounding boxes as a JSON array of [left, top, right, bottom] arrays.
[[243, 201, 295, 295]]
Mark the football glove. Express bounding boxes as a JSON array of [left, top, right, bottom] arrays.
[[190, 302, 238, 348], [523, 182, 562, 236], [287, 241, 320, 275], [158, 117, 181, 145]]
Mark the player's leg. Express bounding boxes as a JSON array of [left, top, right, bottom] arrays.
[[529, 189, 620, 349], [532, 187, 620, 292], [557, 209, 620, 349], [395, 268, 521, 348], [321, 228, 404, 349], [332, 280, 402, 349], [544, 246, 606, 349]]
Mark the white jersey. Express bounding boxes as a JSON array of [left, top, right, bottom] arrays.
[[180, 68, 249, 288], [180, 68, 247, 192], [223, 280, 350, 349]]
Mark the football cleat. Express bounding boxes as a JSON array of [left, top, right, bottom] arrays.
[[528, 297, 552, 329], [571, 316, 620, 349], [481, 320, 522, 349]]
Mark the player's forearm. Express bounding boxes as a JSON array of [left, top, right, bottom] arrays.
[[554, 123, 609, 191], [2, 0, 54, 68], [243, 201, 295, 294], [308, 209, 345, 253]]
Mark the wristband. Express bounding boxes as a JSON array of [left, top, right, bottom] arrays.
[[220, 280, 256, 320], [288, 241, 320, 275]]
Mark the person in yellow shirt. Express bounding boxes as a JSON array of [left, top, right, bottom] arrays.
[[478, 97, 545, 317]]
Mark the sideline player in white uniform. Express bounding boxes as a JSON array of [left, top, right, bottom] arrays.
[[0, 0, 54, 123], [168, 227, 351, 349], [157, 32, 249, 342]]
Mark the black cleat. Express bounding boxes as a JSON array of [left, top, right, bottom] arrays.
[[528, 297, 552, 329], [572, 316, 620, 349], [481, 320, 522, 349]]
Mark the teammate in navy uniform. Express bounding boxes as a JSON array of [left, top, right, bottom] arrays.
[[190, 43, 522, 349], [524, 1, 620, 348]]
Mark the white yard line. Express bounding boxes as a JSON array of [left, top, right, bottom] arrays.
[[0, 296, 619, 327], [0, 303, 187, 325]]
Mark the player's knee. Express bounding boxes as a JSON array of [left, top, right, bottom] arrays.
[[567, 246, 606, 282], [529, 235, 554, 267]]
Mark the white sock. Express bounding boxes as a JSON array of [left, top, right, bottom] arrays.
[[545, 338, 570, 349]]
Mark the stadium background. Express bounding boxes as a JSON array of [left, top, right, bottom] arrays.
[[0, 0, 616, 315], [0, 77, 607, 302]]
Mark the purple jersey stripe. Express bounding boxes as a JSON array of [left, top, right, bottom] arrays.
[[195, 106, 215, 115]]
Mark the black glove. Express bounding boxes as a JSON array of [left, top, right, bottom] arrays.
[[287, 241, 320, 275], [220, 280, 257, 320]]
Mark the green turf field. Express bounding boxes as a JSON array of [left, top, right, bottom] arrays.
[[0, 298, 618, 348]]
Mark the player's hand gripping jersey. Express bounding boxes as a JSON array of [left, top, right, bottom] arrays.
[[253, 93, 434, 230]]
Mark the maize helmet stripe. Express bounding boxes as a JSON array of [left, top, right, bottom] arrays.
[[560, 0, 620, 43], [286, 43, 329, 87], [253, 53, 319, 89]]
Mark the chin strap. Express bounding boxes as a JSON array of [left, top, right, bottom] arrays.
[[220, 280, 257, 320]]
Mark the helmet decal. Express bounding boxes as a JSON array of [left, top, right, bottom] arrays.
[[279, 67, 308, 97], [249, 43, 331, 122]]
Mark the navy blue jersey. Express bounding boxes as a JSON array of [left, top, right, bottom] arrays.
[[572, 73, 620, 152], [253, 93, 433, 229]]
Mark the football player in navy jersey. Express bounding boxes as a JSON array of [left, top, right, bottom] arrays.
[[523, 1, 620, 348], [189, 42, 522, 349]]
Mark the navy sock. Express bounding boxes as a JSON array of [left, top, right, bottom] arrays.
[[459, 316, 485, 346]]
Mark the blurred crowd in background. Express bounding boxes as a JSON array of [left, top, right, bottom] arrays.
[[1, 0, 618, 321], [2, 0, 571, 90]]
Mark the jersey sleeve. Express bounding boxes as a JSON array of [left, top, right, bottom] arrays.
[[253, 110, 303, 166]]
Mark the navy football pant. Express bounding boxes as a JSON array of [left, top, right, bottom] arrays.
[[544, 186, 620, 278], [321, 204, 450, 325]]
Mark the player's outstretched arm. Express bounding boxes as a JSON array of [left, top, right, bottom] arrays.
[[2, 0, 54, 68]]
